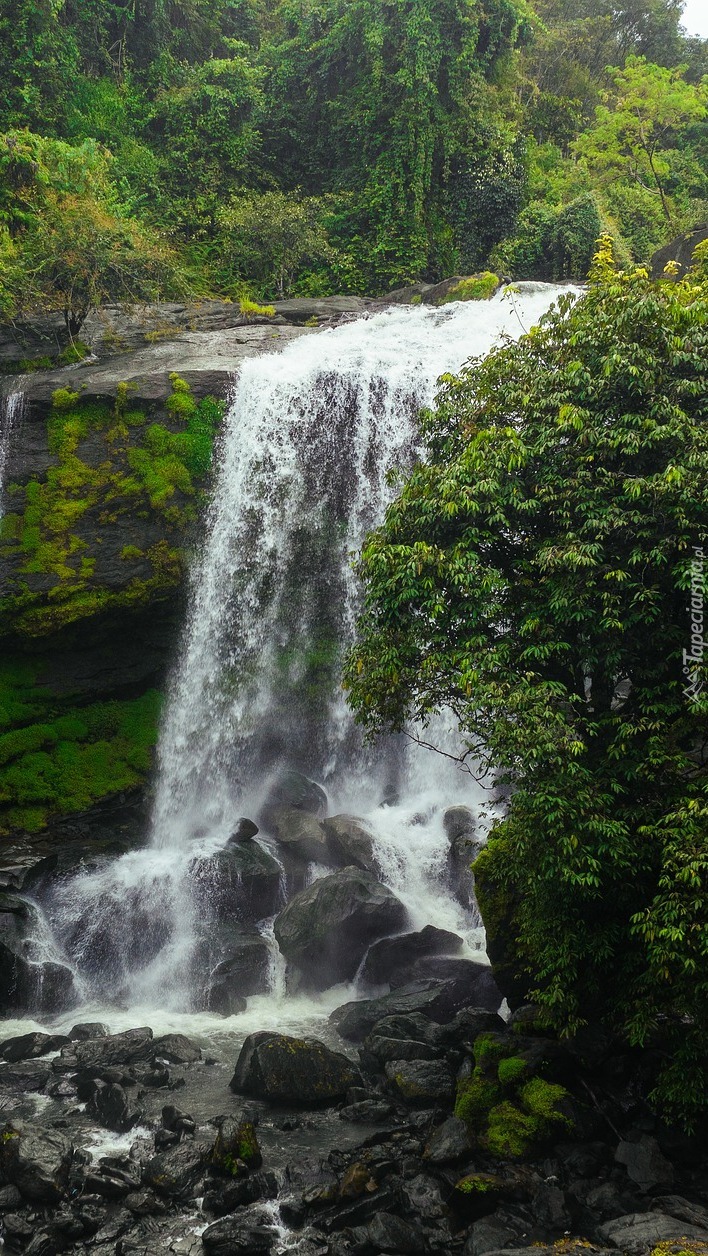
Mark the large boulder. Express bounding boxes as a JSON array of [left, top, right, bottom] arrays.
[[361, 925, 463, 986], [191, 840, 282, 923], [322, 815, 378, 872], [443, 806, 483, 913], [230, 1031, 361, 1105], [202, 1216, 275, 1255], [143, 1140, 210, 1199], [598, 1212, 708, 1252], [385, 1059, 455, 1105], [265, 807, 330, 864], [203, 927, 271, 1013], [391, 956, 501, 1011], [650, 224, 708, 279], [53, 1026, 155, 1073], [330, 978, 493, 1042], [261, 770, 327, 820], [0, 1124, 73, 1202], [273, 867, 408, 989]]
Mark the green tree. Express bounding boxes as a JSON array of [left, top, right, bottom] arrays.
[[345, 243, 708, 1127], [574, 56, 708, 224], [217, 190, 334, 296]]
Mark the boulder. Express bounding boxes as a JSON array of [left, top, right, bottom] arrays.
[[330, 978, 489, 1041], [228, 818, 259, 843], [385, 1059, 455, 1105], [424, 1116, 474, 1164], [0, 895, 77, 1013], [443, 806, 483, 911], [322, 815, 378, 872], [151, 1033, 201, 1064], [366, 1212, 426, 1253], [54, 1026, 154, 1072], [1, 1031, 70, 1062], [142, 1141, 210, 1199], [210, 1117, 262, 1172], [204, 928, 271, 1012], [391, 956, 502, 1011], [202, 1216, 275, 1255], [90, 1081, 141, 1132], [650, 223, 708, 279], [598, 1212, 708, 1252], [615, 1135, 674, 1191], [361, 925, 463, 986], [230, 1031, 361, 1105], [266, 807, 330, 863], [191, 840, 282, 923], [274, 867, 408, 989], [261, 770, 327, 819], [0, 1124, 73, 1202], [69, 1022, 109, 1040]]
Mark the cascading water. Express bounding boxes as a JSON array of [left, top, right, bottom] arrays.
[[0, 390, 24, 521], [40, 284, 579, 1019]]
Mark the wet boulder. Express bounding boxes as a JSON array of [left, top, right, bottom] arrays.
[[230, 1031, 361, 1105], [0, 894, 77, 1014], [210, 1117, 262, 1172], [143, 1140, 211, 1199], [151, 1033, 201, 1064], [274, 867, 408, 990], [227, 817, 259, 843], [261, 770, 327, 820], [385, 1059, 455, 1105], [443, 806, 483, 912], [202, 1216, 276, 1255], [1, 1031, 70, 1062], [69, 1022, 109, 1040], [89, 1080, 142, 1132], [424, 1116, 474, 1165], [191, 840, 282, 923], [266, 807, 330, 864], [322, 814, 378, 872], [204, 927, 271, 1012], [361, 925, 463, 987], [0, 1123, 74, 1202], [330, 978, 493, 1042], [391, 956, 502, 1012]]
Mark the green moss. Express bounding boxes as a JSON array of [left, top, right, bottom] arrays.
[[473, 1033, 508, 1069], [440, 272, 499, 303], [486, 1100, 538, 1158], [239, 297, 276, 318], [497, 1056, 529, 1086], [0, 688, 162, 834], [453, 1173, 501, 1195], [520, 1077, 573, 1128], [454, 1073, 500, 1128]]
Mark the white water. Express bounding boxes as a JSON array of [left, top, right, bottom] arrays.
[[0, 390, 23, 521], [35, 285, 579, 1019]]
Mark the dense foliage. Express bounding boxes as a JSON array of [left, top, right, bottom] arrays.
[[0, 0, 705, 309], [345, 247, 708, 1126]]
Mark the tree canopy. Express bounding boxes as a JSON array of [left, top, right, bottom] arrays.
[[345, 246, 708, 1127]]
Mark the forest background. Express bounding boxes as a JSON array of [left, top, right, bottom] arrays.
[[0, 0, 706, 327]]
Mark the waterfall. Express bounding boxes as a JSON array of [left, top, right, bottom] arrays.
[[40, 285, 579, 1016], [0, 390, 24, 521]]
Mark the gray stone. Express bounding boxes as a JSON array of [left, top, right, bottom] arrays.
[[267, 807, 330, 863], [0, 1124, 73, 1202], [192, 840, 283, 923], [384, 1059, 455, 1104], [204, 928, 271, 1010], [230, 1031, 360, 1105], [151, 1033, 201, 1063], [274, 867, 408, 990], [615, 1135, 674, 1191], [361, 925, 463, 986], [142, 1141, 210, 1198], [55, 1027, 154, 1072], [202, 1216, 275, 1255], [69, 1021, 110, 1040], [651, 224, 708, 279], [464, 1216, 524, 1256], [1, 1031, 69, 1062], [366, 1212, 426, 1253], [651, 1196, 708, 1231], [322, 814, 378, 872], [599, 1212, 708, 1252], [330, 978, 487, 1041], [424, 1116, 473, 1165]]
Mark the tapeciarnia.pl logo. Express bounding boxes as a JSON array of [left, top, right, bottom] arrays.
[[683, 546, 705, 703]]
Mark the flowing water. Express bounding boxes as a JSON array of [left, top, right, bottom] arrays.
[[34, 285, 579, 1023], [0, 390, 24, 521]]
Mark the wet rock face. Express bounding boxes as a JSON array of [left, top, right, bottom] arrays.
[[0, 893, 78, 1014], [361, 925, 464, 987], [230, 1032, 361, 1105], [273, 867, 409, 990], [0, 1124, 74, 1203], [191, 842, 283, 924]]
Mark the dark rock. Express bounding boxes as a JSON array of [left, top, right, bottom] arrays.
[[322, 814, 378, 872], [69, 1022, 110, 1040], [0, 1184, 22, 1210], [615, 1134, 674, 1191], [424, 1116, 473, 1164], [91, 1081, 141, 1132], [444, 807, 483, 912], [463, 1214, 524, 1256], [3, 1214, 35, 1243], [366, 1211, 427, 1253], [385, 1059, 455, 1105], [331, 980, 490, 1041], [363, 1033, 441, 1063], [1, 1031, 69, 1062], [203, 1171, 277, 1216], [0, 895, 78, 1014], [202, 1216, 275, 1255], [361, 925, 464, 986], [262, 769, 328, 819], [55, 1027, 154, 1072], [151, 1033, 201, 1064], [598, 1212, 708, 1251], [230, 1031, 361, 1105], [401, 1172, 447, 1220], [339, 1099, 394, 1123], [392, 956, 501, 1012], [431, 1007, 507, 1051], [652, 1197, 708, 1231], [124, 1189, 168, 1215], [650, 224, 708, 279], [532, 1181, 571, 1229], [267, 806, 330, 863], [0, 1123, 73, 1202], [203, 926, 271, 1011], [443, 806, 477, 842], [228, 817, 259, 842], [0, 1060, 51, 1090], [271, 296, 369, 324], [192, 841, 282, 923], [420, 275, 501, 305], [142, 1140, 209, 1198], [274, 867, 408, 990]]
